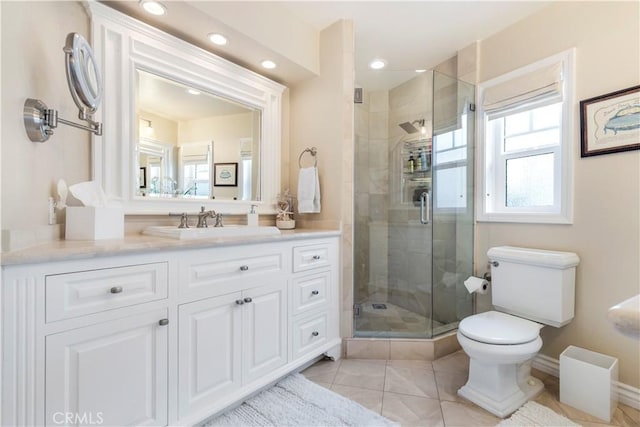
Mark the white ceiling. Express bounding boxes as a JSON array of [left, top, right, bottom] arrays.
[[137, 70, 252, 122], [103, 0, 550, 90]]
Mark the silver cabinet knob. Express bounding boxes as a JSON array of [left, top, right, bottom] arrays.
[[311, 331, 319, 336], [244, 297, 253, 303], [110, 286, 123, 294], [311, 290, 319, 295], [158, 319, 169, 326], [240, 265, 249, 271], [312, 255, 321, 260], [235, 299, 244, 305]]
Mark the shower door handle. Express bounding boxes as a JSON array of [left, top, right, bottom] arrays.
[[420, 191, 430, 224]]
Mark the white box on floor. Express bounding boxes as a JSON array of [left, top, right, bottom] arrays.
[[66, 206, 124, 240], [560, 345, 618, 422]]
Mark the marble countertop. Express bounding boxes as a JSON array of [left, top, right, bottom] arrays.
[[0, 228, 341, 267], [607, 295, 640, 340]]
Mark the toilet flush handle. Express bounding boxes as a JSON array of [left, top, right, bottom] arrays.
[[489, 261, 499, 268]]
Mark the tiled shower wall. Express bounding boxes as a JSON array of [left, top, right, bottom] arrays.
[[387, 74, 433, 317], [354, 90, 391, 306], [354, 75, 436, 316]]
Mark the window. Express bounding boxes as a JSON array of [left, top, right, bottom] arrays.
[[433, 112, 470, 210], [182, 161, 210, 197], [478, 49, 575, 223]]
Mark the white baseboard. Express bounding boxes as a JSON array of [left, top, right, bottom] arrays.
[[533, 354, 640, 410]]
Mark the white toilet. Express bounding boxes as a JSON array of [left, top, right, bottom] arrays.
[[457, 246, 580, 418]]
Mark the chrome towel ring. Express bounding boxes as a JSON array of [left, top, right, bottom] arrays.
[[298, 147, 318, 168]]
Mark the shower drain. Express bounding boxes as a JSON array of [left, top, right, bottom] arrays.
[[371, 303, 387, 309]]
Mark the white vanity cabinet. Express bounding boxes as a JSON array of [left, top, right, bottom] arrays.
[[46, 309, 169, 427], [1, 234, 341, 427], [177, 279, 287, 418], [289, 242, 336, 362]]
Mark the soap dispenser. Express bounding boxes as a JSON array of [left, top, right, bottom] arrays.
[[247, 204, 259, 227]]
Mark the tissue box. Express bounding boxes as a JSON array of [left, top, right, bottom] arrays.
[[66, 207, 124, 240]]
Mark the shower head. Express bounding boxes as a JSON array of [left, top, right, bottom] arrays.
[[399, 121, 419, 134], [399, 119, 425, 134]]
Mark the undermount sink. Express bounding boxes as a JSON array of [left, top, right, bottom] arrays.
[[607, 294, 640, 340], [143, 225, 281, 240]]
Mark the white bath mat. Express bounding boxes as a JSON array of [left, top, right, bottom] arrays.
[[202, 373, 397, 427], [497, 401, 580, 426]]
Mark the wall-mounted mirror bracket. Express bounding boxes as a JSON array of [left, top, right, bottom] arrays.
[[23, 98, 103, 143], [24, 32, 103, 143]]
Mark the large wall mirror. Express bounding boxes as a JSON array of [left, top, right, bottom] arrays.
[[136, 70, 261, 201], [88, 2, 284, 214]]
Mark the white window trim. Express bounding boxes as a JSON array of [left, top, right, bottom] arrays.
[[477, 48, 575, 224]]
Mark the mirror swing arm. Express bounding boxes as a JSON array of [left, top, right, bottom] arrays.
[[24, 33, 103, 143]]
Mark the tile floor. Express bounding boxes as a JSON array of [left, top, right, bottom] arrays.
[[301, 351, 640, 427]]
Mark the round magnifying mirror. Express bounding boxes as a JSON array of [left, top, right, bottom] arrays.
[[64, 32, 102, 115]]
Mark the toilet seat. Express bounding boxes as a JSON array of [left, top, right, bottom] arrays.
[[459, 311, 541, 345]]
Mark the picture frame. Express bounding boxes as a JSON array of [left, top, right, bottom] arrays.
[[139, 167, 146, 188], [214, 162, 238, 187], [580, 85, 640, 157]]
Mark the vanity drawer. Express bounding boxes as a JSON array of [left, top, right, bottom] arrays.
[[291, 311, 328, 360], [292, 243, 331, 273], [180, 248, 285, 299], [290, 271, 330, 316], [45, 263, 168, 322]]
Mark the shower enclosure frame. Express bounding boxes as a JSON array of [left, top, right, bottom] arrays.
[[353, 70, 476, 339]]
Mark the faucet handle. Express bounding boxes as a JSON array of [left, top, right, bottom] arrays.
[[169, 212, 189, 228], [215, 213, 224, 227]]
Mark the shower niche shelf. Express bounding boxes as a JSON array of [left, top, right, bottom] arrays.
[[401, 137, 432, 205]]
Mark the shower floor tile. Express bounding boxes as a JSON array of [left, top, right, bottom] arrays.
[[355, 300, 444, 338]]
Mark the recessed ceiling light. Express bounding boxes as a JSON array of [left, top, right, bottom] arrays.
[[140, 0, 166, 16], [369, 59, 387, 70], [415, 69, 427, 73], [261, 60, 277, 69], [187, 89, 201, 95], [208, 33, 228, 46]]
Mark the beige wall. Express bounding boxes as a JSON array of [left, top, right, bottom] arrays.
[[476, 1, 640, 387], [138, 111, 178, 144], [288, 20, 355, 336], [289, 20, 353, 228], [1, 1, 90, 231]]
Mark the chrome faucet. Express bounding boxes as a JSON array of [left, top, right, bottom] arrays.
[[196, 206, 216, 228]]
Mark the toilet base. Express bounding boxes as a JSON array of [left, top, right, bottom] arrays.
[[458, 359, 544, 418], [459, 375, 543, 418]]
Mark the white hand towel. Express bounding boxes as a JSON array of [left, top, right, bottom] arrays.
[[297, 167, 321, 213]]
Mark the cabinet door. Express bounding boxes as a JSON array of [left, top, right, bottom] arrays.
[[242, 280, 288, 384], [45, 310, 168, 426], [178, 292, 242, 417]]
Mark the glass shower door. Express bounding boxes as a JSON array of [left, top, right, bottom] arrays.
[[385, 110, 434, 338], [430, 71, 475, 336]]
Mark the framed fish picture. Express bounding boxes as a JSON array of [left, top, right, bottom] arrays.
[[214, 162, 238, 187], [580, 85, 640, 157]]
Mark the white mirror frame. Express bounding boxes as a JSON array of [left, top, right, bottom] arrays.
[[87, 2, 284, 215]]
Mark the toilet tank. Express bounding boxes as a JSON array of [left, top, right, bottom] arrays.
[[488, 246, 580, 327]]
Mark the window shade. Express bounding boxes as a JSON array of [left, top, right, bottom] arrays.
[[482, 62, 563, 113], [180, 144, 210, 163]]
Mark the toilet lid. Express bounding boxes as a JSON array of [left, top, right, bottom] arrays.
[[459, 311, 541, 345]]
